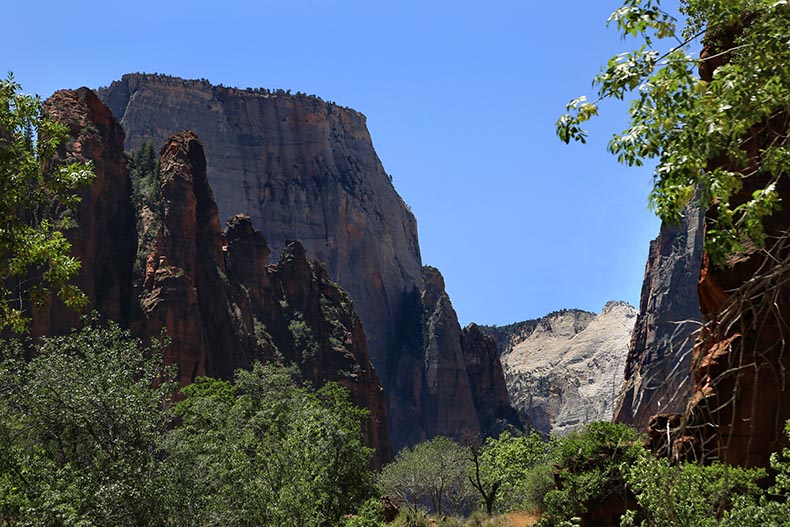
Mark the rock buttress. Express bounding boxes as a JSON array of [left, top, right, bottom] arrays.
[[614, 201, 704, 430], [32, 88, 137, 337]]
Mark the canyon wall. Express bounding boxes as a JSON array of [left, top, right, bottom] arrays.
[[35, 88, 137, 335], [36, 90, 392, 466], [98, 74, 521, 450], [614, 203, 704, 430], [485, 302, 636, 436], [388, 266, 521, 446], [97, 74, 423, 386]]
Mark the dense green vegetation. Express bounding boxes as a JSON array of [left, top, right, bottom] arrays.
[[0, 75, 94, 332], [0, 322, 374, 526], [371, 420, 790, 527]]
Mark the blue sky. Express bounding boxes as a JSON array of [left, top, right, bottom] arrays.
[[7, 0, 684, 325]]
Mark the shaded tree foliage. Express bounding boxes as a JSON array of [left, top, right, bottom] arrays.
[[378, 436, 474, 516], [0, 74, 94, 332], [0, 323, 374, 527], [0, 322, 174, 526]]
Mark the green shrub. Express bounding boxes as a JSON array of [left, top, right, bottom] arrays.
[[537, 421, 646, 526], [342, 498, 385, 527], [622, 457, 764, 527]]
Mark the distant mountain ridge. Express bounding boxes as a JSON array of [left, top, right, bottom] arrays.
[[482, 302, 636, 435]]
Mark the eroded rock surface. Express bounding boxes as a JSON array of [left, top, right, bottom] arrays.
[[487, 302, 636, 435], [97, 74, 424, 389], [614, 202, 704, 430], [388, 266, 522, 447], [33, 88, 137, 337]]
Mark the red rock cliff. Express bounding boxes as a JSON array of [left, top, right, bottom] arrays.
[[33, 88, 137, 337], [679, 32, 790, 468], [40, 90, 392, 467]]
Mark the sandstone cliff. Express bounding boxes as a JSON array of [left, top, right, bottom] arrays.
[[33, 88, 137, 337], [97, 74, 424, 389], [679, 36, 790, 467], [486, 302, 636, 436], [614, 202, 704, 430], [41, 90, 392, 466], [388, 266, 522, 446], [97, 73, 520, 451]]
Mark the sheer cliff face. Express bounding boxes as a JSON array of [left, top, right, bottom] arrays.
[[33, 88, 137, 337], [614, 203, 704, 430], [488, 302, 636, 436], [388, 266, 522, 448], [42, 93, 392, 467], [97, 74, 424, 384]]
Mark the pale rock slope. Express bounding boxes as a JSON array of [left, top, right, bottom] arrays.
[[485, 301, 637, 435]]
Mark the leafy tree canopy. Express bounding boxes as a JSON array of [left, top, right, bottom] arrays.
[[378, 436, 475, 516], [0, 323, 374, 527], [0, 321, 175, 526], [557, 0, 790, 262], [0, 74, 94, 332]]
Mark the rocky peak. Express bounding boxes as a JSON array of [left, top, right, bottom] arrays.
[[224, 214, 270, 310], [489, 303, 636, 435], [137, 130, 244, 384], [420, 265, 446, 308]]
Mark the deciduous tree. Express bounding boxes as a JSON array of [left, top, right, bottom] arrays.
[[0, 74, 93, 332], [557, 0, 790, 262]]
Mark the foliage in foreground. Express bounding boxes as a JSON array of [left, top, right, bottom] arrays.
[[0, 74, 94, 332], [0, 322, 174, 526], [0, 322, 373, 527], [537, 422, 644, 526], [378, 435, 474, 516], [557, 0, 790, 263]]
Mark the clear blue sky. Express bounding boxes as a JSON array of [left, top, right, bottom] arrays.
[[7, 0, 684, 326]]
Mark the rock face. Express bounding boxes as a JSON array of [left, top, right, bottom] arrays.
[[461, 323, 523, 437], [388, 266, 522, 446], [33, 88, 137, 337], [40, 91, 392, 467], [487, 302, 637, 436], [97, 73, 520, 451], [677, 35, 790, 469], [97, 74, 424, 389], [614, 202, 704, 430]]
